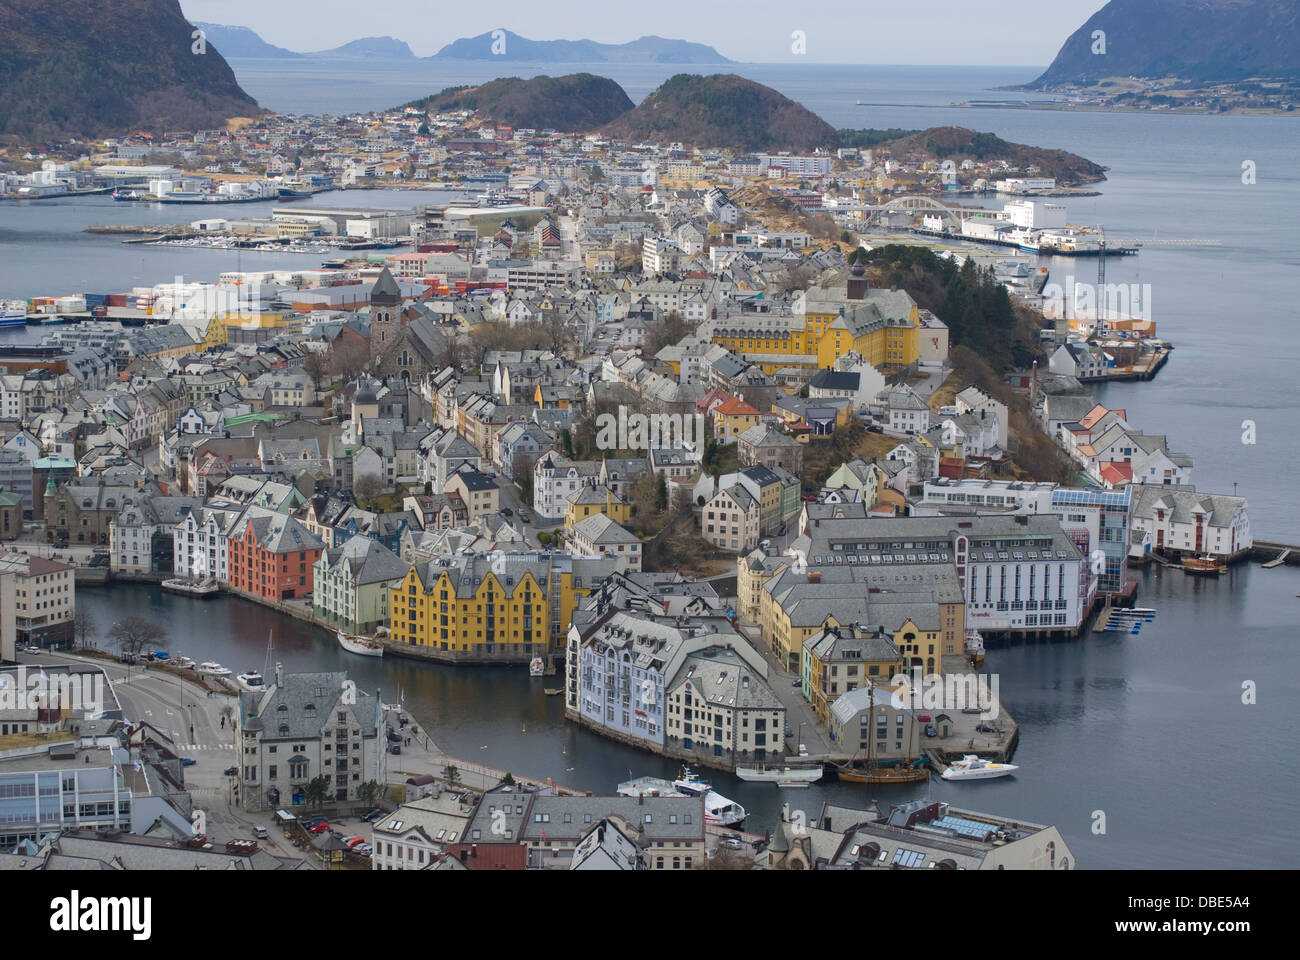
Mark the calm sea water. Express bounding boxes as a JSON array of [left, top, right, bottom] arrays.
[[8, 62, 1300, 865]]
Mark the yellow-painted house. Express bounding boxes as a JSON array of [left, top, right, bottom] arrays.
[[563, 483, 630, 532], [387, 554, 587, 660]]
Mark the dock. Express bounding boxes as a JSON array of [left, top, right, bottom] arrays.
[[1262, 549, 1291, 569]]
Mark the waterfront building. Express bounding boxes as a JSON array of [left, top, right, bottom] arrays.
[[109, 495, 203, 575], [312, 537, 408, 635], [1128, 483, 1251, 561], [787, 513, 1090, 641], [227, 512, 324, 602], [664, 646, 786, 765], [171, 501, 242, 581], [388, 552, 611, 662], [0, 552, 75, 647], [825, 686, 921, 763], [234, 665, 381, 811]]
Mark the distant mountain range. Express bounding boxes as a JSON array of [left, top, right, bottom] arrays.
[[1, 0, 262, 141], [1028, 0, 1300, 87], [195, 24, 728, 63], [430, 30, 731, 63], [194, 24, 417, 60]]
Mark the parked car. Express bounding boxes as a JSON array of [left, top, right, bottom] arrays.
[[924, 724, 937, 737], [361, 808, 385, 823], [223, 766, 238, 777], [976, 722, 998, 734], [517, 510, 531, 523], [916, 714, 932, 724], [500, 507, 513, 517], [301, 816, 326, 828], [791, 677, 802, 687], [307, 821, 330, 834], [355, 844, 373, 857], [343, 836, 365, 848], [389, 743, 401, 755], [720, 835, 744, 849], [252, 825, 268, 840], [181, 757, 196, 767], [961, 706, 983, 715], [24, 644, 40, 654]]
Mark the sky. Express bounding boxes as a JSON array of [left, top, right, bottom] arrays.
[[177, 0, 1105, 66]]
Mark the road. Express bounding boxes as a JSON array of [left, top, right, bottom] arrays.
[[18, 647, 324, 866]]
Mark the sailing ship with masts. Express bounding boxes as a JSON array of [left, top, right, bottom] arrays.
[[833, 683, 931, 784]]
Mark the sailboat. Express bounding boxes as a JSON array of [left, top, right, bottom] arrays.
[[237, 631, 274, 693], [836, 683, 930, 784]]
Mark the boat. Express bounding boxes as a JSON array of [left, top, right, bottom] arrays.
[[672, 765, 711, 795], [964, 630, 986, 666], [0, 301, 27, 328], [336, 630, 384, 658], [198, 662, 232, 677], [616, 773, 747, 827], [836, 763, 930, 784], [161, 577, 219, 598], [236, 671, 266, 693], [170, 656, 196, 670], [940, 754, 1019, 781], [529, 657, 545, 677], [735, 762, 824, 786], [1181, 555, 1226, 576], [112, 189, 147, 201], [543, 688, 563, 696]]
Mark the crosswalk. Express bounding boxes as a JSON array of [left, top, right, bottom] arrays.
[[178, 743, 236, 751]]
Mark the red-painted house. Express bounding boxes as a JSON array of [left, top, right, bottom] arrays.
[[228, 513, 324, 601]]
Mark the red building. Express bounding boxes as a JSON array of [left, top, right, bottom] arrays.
[[228, 513, 324, 601]]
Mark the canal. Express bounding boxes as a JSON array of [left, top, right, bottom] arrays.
[[76, 560, 1298, 869]]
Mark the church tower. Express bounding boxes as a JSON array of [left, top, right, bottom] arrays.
[[368, 266, 402, 367]]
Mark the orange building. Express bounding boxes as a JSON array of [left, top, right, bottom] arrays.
[[228, 513, 324, 602]]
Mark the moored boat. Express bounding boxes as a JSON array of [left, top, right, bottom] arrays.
[[529, 657, 545, 676], [616, 773, 747, 827], [940, 754, 1019, 781], [161, 577, 219, 598], [837, 764, 930, 784], [336, 630, 384, 657], [0, 301, 27, 328], [236, 670, 266, 693], [1181, 555, 1226, 576], [198, 661, 232, 677], [735, 762, 824, 786]]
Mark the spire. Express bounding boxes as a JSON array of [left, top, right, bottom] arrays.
[[370, 266, 401, 306]]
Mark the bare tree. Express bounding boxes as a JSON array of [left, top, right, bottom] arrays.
[[328, 338, 369, 381], [74, 609, 98, 650], [352, 473, 382, 503], [303, 350, 329, 391], [109, 616, 168, 659], [702, 846, 755, 870]]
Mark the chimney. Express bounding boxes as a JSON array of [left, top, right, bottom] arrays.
[[846, 262, 867, 301], [274, 662, 284, 686]]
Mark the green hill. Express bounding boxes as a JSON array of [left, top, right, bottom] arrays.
[[400, 75, 634, 130]]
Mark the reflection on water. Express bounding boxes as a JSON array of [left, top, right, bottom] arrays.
[[79, 560, 1299, 868]]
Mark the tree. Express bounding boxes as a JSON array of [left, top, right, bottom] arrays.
[[109, 616, 167, 659], [352, 473, 382, 504], [327, 337, 369, 381], [74, 609, 98, 649], [305, 775, 332, 809], [442, 764, 461, 787], [500, 772, 516, 786], [357, 779, 385, 804], [303, 350, 329, 391], [703, 846, 754, 870], [513, 453, 536, 503]]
